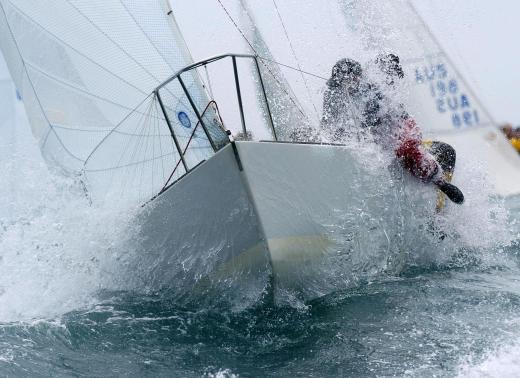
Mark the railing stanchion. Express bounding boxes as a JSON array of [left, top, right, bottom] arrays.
[[178, 75, 218, 152], [232, 56, 247, 136], [254, 57, 277, 141], [155, 90, 189, 172]]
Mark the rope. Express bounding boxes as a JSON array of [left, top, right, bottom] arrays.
[[204, 64, 215, 99], [257, 57, 327, 81], [215, 0, 312, 120], [272, 0, 321, 122], [215, 0, 328, 83]]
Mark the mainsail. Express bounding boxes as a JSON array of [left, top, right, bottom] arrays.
[[236, 0, 520, 195], [338, 0, 520, 195], [237, 0, 492, 131], [336, 0, 494, 133], [0, 0, 227, 204], [237, 0, 358, 128]]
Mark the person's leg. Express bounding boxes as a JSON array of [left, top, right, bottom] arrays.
[[395, 139, 439, 182], [422, 141, 464, 207]]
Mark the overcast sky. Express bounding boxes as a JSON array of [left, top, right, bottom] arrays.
[[413, 0, 520, 125]]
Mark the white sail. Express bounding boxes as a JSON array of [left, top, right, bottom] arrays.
[[238, 0, 359, 127], [338, 0, 520, 195], [237, 0, 520, 195], [0, 0, 227, 204], [238, 0, 490, 130], [335, 0, 493, 133]]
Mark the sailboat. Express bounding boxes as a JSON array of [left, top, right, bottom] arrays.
[[0, 0, 489, 304]]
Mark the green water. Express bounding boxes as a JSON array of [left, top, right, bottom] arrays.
[[2, 245, 520, 377]]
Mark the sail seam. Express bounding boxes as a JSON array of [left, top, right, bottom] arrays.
[[0, 1, 85, 165], [64, 0, 189, 111], [24, 61, 155, 118], [65, 0, 171, 85], [117, 0, 194, 111], [6, 0, 149, 96], [271, 0, 320, 122]]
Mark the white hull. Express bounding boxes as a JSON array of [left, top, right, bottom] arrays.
[[135, 141, 438, 304]]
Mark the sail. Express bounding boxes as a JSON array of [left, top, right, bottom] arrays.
[[337, 0, 520, 195], [0, 51, 14, 130], [233, 0, 520, 194], [336, 0, 495, 134], [237, 0, 310, 140], [238, 0, 492, 133], [238, 0, 359, 129], [0, 0, 227, 204]]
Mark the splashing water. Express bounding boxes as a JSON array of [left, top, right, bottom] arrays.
[[457, 333, 520, 378], [0, 111, 142, 322], [2, 96, 520, 377], [1, 98, 516, 322]]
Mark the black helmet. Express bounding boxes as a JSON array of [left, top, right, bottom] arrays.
[[328, 58, 362, 87], [376, 53, 404, 80]]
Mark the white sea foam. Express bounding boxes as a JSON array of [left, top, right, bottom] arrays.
[[0, 107, 140, 322], [1, 104, 514, 321], [457, 338, 520, 378]]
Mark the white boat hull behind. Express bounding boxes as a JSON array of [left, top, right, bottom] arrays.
[[426, 126, 520, 197], [135, 141, 438, 305]]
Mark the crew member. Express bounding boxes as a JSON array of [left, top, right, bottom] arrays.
[[322, 55, 464, 204]]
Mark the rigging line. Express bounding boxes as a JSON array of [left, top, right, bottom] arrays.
[[257, 57, 327, 81], [110, 94, 153, 193], [136, 98, 154, 201], [118, 0, 177, 74], [50, 123, 174, 137], [0, 1, 84, 164], [50, 121, 205, 139], [153, 98, 166, 185], [144, 97, 156, 198], [216, 0, 257, 53], [84, 150, 179, 173], [271, 0, 320, 122], [121, 99, 157, 199], [65, 0, 163, 83], [141, 95, 158, 200], [216, 0, 308, 120], [118, 95, 154, 199]]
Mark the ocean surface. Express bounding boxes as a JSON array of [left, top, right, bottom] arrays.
[[2, 111, 520, 378]]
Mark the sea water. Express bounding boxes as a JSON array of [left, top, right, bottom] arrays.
[[2, 110, 520, 377]]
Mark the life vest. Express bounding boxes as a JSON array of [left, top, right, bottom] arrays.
[[394, 118, 438, 181], [511, 137, 520, 153]]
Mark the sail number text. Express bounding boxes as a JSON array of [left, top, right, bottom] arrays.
[[415, 63, 480, 128]]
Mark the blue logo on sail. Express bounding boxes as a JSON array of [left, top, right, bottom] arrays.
[[177, 111, 191, 128]]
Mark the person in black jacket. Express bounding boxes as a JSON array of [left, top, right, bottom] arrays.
[[321, 55, 464, 205]]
